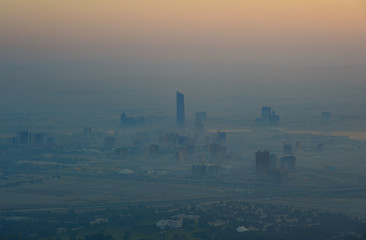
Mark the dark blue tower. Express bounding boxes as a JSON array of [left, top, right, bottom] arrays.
[[176, 91, 185, 128]]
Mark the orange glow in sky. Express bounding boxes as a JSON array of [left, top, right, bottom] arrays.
[[1, 0, 365, 66]]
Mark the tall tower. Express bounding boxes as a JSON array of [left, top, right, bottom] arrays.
[[256, 150, 270, 176], [194, 112, 207, 139], [176, 91, 185, 128]]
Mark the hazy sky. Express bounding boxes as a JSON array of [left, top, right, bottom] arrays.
[[1, 0, 365, 112]]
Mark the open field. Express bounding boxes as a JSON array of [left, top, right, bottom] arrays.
[[1, 167, 366, 218]]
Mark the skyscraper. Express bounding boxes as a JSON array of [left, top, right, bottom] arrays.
[[256, 150, 270, 176], [194, 112, 207, 141], [255, 106, 280, 126], [176, 91, 185, 128]]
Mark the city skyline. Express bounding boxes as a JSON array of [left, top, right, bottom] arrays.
[[1, 1, 366, 239]]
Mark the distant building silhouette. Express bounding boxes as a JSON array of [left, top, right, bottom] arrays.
[[192, 164, 222, 177], [256, 150, 270, 176], [176, 91, 185, 128], [115, 147, 127, 159], [159, 132, 180, 149], [194, 119, 204, 139], [19, 131, 31, 145], [83, 127, 92, 137], [280, 156, 296, 170], [33, 133, 46, 144], [269, 153, 278, 170], [144, 144, 159, 157], [212, 131, 226, 145], [120, 113, 145, 127], [194, 112, 207, 139], [316, 144, 324, 152], [255, 107, 280, 126], [261, 107, 272, 120], [283, 144, 293, 155], [195, 112, 207, 122], [273, 169, 288, 183], [210, 143, 226, 160]]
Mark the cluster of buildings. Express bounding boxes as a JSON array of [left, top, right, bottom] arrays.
[[256, 142, 298, 182], [3, 90, 334, 183], [156, 214, 199, 230], [156, 218, 183, 230], [255, 107, 280, 126], [157, 130, 228, 164], [8, 130, 57, 145], [111, 91, 227, 168]]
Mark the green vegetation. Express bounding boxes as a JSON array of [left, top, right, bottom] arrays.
[[1, 201, 365, 240]]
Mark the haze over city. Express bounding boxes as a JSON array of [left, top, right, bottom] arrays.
[[0, 1, 366, 239]]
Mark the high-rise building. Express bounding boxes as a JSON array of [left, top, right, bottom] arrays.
[[194, 119, 204, 139], [176, 91, 185, 128], [255, 107, 280, 126], [19, 131, 31, 145], [261, 107, 272, 120], [283, 144, 293, 155], [256, 150, 270, 176], [194, 112, 207, 138]]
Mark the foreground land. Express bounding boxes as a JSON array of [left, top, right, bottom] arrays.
[[1, 200, 365, 240]]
